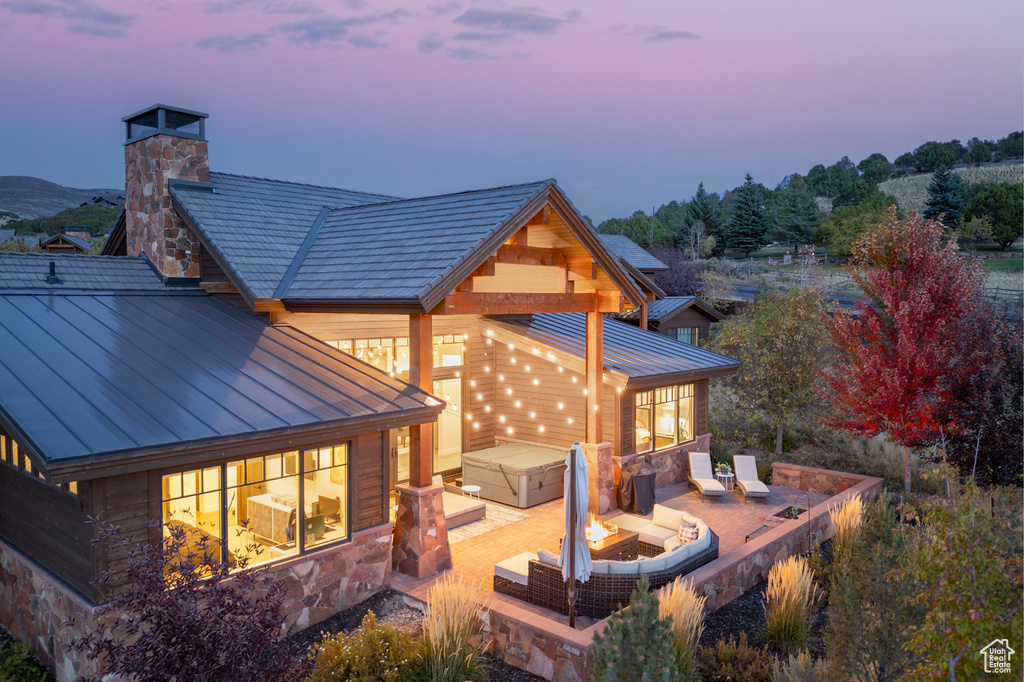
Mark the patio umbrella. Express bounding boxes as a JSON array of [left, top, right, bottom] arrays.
[[560, 442, 592, 627]]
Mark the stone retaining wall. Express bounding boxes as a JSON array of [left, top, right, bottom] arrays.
[[612, 432, 712, 496], [480, 464, 883, 681], [1, 523, 396, 681]]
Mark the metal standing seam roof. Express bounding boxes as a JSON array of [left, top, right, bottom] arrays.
[[0, 252, 173, 291], [616, 296, 725, 323], [494, 313, 741, 382], [0, 290, 442, 468], [597, 235, 669, 272]]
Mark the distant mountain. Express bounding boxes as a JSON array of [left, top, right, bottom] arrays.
[[0, 176, 123, 220]]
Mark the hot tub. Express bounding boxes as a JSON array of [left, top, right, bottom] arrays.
[[461, 444, 567, 508]]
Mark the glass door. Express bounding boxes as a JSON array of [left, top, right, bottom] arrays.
[[433, 377, 463, 474]]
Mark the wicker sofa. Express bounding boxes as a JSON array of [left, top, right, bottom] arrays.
[[493, 507, 719, 619]]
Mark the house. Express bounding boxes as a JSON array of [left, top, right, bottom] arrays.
[[615, 296, 726, 345], [0, 104, 739, 680], [40, 232, 91, 253]]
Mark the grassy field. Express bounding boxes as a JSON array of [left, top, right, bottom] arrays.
[[877, 163, 1023, 213]]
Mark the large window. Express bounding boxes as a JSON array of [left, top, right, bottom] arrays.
[[161, 443, 348, 570], [324, 334, 465, 377], [635, 383, 695, 453]]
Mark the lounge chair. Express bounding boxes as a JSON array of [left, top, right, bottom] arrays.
[[687, 452, 726, 502], [733, 455, 771, 503]]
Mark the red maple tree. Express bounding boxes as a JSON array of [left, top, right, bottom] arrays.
[[822, 207, 987, 490]]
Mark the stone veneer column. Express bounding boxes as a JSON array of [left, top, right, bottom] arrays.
[[583, 442, 613, 514], [392, 483, 452, 579], [124, 135, 209, 277]]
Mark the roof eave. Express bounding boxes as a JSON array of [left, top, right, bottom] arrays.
[[624, 362, 743, 390], [43, 404, 445, 484]]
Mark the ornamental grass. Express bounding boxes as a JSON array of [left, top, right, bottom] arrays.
[[658, 576, 706, 681], [422, 573, 486, 682], [829, 494, 864, 562], [763, 555, 819, 653]]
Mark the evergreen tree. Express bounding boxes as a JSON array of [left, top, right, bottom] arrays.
[[725, 174, 769, 254], [923, 166, 965, 227], [592, 576, 680, 681], [686, 183, 723, 248], [770, 176, 820, 248]]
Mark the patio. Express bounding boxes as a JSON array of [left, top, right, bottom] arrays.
[[390, 462, 882, 681], [391, 478, 829, 625]]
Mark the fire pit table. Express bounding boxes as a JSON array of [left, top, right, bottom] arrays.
[[587, 528, 639, 561]]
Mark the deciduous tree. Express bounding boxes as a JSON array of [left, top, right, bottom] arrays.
[[711, 287, 831, 454], [821, 208, 987, 491], [965, 182, 1023, 250], [856, 153, 894, 184]]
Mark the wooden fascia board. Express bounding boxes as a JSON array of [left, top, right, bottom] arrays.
[[545, 188, 645, 308], [279, 298, 429, 314], [431, 292, 608, 316], [44, 405, 444, 484], [482, 321, 629, 388], [416, 187, 555, 314], [689, 298, 727, 321], [171, 197, 260, 311], [624, 363, 742, 391]]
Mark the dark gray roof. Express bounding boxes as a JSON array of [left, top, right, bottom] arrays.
[[494, 313, 740, 384], [597, 235, 668, 273], [0, 252, 173, 291], [169, 172, 401, 301], [41, 233, 91, 251], [616, 296, 725, 323], [284, 181, 553, 303], [0, 229, 14, 241], [1, 234, 39, 247], [0, 291, 441, 471]]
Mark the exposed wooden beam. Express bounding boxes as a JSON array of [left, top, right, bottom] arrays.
[[431, 292, 599, 315], [567, 257, 597, 281], [253, 297, 286, 313], [494, 244, 566, 268], [200, 281, 238, 294], [471, 259, 496, 278], [597, 291, 624, 313], [526, 205, 551, 226]]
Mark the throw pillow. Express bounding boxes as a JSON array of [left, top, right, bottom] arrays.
[[677, 521, 699, 545]]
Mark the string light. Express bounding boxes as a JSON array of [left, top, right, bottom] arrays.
[[558, 366, 563, 373], [470, 380, 476, 387], [498, 375, 504, 381], [487, 338, 493, 345], [507, 427, 514, 434], [466, 414, 473, 421], [485, 406, 491, 412], [499, 416, 505, 423], [485, 366, 490, 372], [594, 404, 600, 411], [539, 426, 545, 432], [533, 348, 539, 354], [476, 393, 483, 400], [616, 387, 622, 393], [506, 388, 512, 395], [567, 418, 573, 424], [474, 422, 480, 429], [524, 365, 530, 372], [511, 357, 517, 364], [533, 379, 539, 386], [515, 401, 521, 408], [557, 403, 564, 409], [583, 388, 588, 396], [508, 343, 514, 350], [530, 412, 536, 418]]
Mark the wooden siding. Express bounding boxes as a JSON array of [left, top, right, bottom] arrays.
[[467, 324, 496, 452], [92, 471, 151, 600], [658, 307, 715, 341], [0, 464, 96, 599], [351, 432, 387, 530]]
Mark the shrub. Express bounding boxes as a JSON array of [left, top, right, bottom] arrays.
[[697, 633, 775, 682], [757, 462, 773, 484], [828, 495, 863, 562], [763, 556, 819, 653], [66, 519, 311, 682], [0, 643, 47, 682], [773, 650, 827, 682], [593, 575, 679, 681], [422, 573, 486, 682], [658, 577, 705, 681], [825, 496, 925, 680], [308, 611, 421, 682]]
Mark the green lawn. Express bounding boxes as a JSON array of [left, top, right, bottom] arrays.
[[982, 258, 1023, 273]]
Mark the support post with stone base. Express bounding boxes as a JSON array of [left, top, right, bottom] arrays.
[[391, 483, 452, 579], [583, 442, 614, 514]]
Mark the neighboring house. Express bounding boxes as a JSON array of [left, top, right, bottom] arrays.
[[40, 232, 91, 253], [615, 296, 725, 345], [0, 104, 740, 680], [597, 234, 670, 330]]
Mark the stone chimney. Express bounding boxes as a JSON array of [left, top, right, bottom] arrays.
[[123, 104, 210, 277]]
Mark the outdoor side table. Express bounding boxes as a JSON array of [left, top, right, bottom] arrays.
[[714, 472, 735, 491], [588, 529, 640, 561], [461, 484, 481, 499]]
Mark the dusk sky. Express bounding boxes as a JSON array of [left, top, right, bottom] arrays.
[[1, 0, 1021, 222]]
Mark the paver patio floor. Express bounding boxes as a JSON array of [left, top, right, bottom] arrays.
[[391, 481, 829, 626]]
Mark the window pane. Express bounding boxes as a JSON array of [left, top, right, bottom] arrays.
[[265, 454, 281, 479], [233, 471, 299, 567], [304, 456, 347, 548], [655, 395, 677, 449], [333, 444, 348, 467], [636, 404, 652, 452], [678, 387, 694, 442], [202, 467, 220, 493], [162, 468, 223, 575], [247, 457, 264, 483]]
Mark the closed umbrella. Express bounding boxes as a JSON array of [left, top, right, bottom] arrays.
[[559, 442, 592, 627]]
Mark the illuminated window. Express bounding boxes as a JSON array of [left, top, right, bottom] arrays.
[[635, 383, 696, 453]]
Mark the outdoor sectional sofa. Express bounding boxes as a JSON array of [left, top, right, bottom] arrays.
[[493, 506, 719, 619]]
